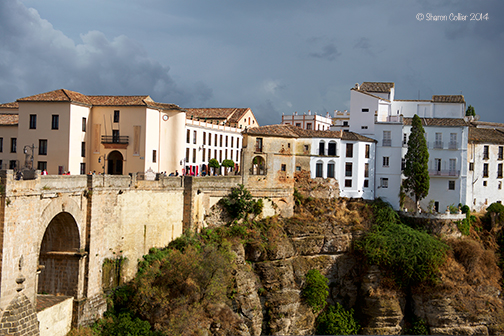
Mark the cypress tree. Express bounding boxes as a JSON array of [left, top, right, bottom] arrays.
[[403, 114, 430, 212]]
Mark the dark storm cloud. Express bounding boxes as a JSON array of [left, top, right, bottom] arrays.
[[0, 0, 211, 105]]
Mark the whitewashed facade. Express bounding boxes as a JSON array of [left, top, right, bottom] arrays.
[[281, 110, 332, 131]]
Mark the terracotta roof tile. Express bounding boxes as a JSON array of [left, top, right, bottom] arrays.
[[244, 124, 376, 142], [87, 95, 150, 106], [350, 89, 391, 102], [17, 89, 93, 105], [403, 117, 469, 127], [469, 127, 504, 144], [0, 102, 19, 109], [0, 113, 19, 125], [431, 95, 465, 103], [184, 108, 251, 123], [359, 82, 395, 93]]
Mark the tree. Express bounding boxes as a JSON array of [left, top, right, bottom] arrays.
[[208, 158, 220, 175], [221, 159, 234, 175], [466, 105, 475, 117], [403, 114, 430, 212]]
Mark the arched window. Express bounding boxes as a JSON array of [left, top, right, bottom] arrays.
[[328, 141, 337, 156], [319, 141, 325, 156], [327, 161, 335, 178], [251, 156, 266, 175], [315, 160, 323, 178]]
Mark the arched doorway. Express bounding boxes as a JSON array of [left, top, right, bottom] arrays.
[[251, 156, 266, 175], [107, 150, 124, 175], [38, 212, 80, 297]]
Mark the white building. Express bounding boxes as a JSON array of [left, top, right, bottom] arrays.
[[183, 108, 259, 175], [281, 110, 332, 131], [348, 82, 470, 211]]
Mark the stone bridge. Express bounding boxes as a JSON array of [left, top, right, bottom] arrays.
[[0, 170, 293, 335]]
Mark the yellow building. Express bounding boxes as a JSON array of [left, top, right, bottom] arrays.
[[0, 89, 186, 176]]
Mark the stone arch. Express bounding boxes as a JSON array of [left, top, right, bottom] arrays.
[[38, 212, 81, 297], [107, 150, 124, 175], [251, 156, 266, 175], [0, 293, 40, 335]]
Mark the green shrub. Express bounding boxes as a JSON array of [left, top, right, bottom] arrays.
[[405, 317, 429, 335], [485, 202, 504, 225], [316, 303, 360, 335], [92, 312, 160, 336], [220, 184, 263, 220], [355, 202, 449, 287], [460, 204, 470, 214], [302, 269, 328, 312]]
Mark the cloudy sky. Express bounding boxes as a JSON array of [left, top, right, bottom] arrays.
[[1, 0, 503, 125]]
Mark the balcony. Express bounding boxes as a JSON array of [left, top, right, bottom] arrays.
[[433, 141, 443, 149], [382, 139, 392, 147], [448, 141, 458, 149], [101, 135, 129, 144], [429, 169, 459, 177]]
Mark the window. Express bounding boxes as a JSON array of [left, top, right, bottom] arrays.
[[401, 158, 406, 171], [449, 133, 457, 149], [346, 143, 353, 158], [483, 163, 489, 177], [434, 133, 443, 149], [37, 161, 47, 172], [39, 140, 48, 155], [0, 138, 3, 152], [193, 131, 197, 144], [319, 142, 325, 155], [82, 117, 87, 132], [225, 149, 228, 160], [287, 142, 290, 149], [361, 126, 368, 129], [80, 163, 86, 175], [483, 145, 489, 160], [208, 133, 212, 146], [230, 137, 233, 148], [365, 144, 370, 158], [296, 166, 301, 171], [225, 136, 228, 147], [151, 150, 156, 163], [315, 162, 323, 177], [383, 156, 389, 167], [435, 158, 442, 172], [236, 138, 240, 148], [281, 164, 286, 172], [112, 130, 120, 143], [113, 110, 120, 123], [203, 132, 206, 145], [208, 149, 211, 162], [469, 162, 474, 171], [306, 123, 312, 130], [483, 181, 487, 187], [343, 121, 348, 126], [449, 159, 456, 174], [328, 142, 336, 156], [220, 135, 223, 147], [10, 138, 16, 153], [51, 115, 59, 130], [186, 148, 190, 162], [345, 179, 352, 187], [186, 130, 190, 143], [29, 114, 37, 129], [380, 178, 389, 188], [499, 182, 503, 190], [383, 131, 391, 146], [219, 150, 222, 162], [193, 149, 196, 163], [255, 138, 263, 152], [327, 163, 335, 178], [448, 181, 455, 190], [500, 146, 504, 160], [202, 148, 206, 162], [363, 180, 369, 188], [9, 160, 17, 169], [304, 145, 309, 152], [362, 108, 369, 112], [403, 133, 408, 146], [296, 123, 301, 127], [81, 142, 85, 157], [498, 163, 503, 178], [345, 162, 353, 177], [215, 134, 218, 146], [364, 163, 369, 177], [236, 150, 239, 162]]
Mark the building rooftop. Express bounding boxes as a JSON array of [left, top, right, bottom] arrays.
[[16, 89, 181, 110], [359, 82, 395, 93], [0, 102, 19, 109], [184, 108, 251, 123], [431, 95, 465, 104], [403, 117, 469, 127], [0, 113, 19, 125], [469, 126, 504, 144], [244, 124, 376, 142]]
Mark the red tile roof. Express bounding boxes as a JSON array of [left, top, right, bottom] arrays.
[[469, 127, 504, 144], [16, 89, 181, 110], [431, 95, 465, 103], [184, 108, 252, 124], [359, 82, 395, 93], [244, 124, 376, 142], [0, 113, 19, 125], [0, 102, 19, 109], [403, 117, 469, 127]]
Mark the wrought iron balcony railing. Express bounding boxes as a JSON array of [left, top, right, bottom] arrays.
[[101, 135, 129, 144]]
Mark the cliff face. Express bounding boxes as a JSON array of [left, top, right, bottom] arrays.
[[223, 197, 504, 336]]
